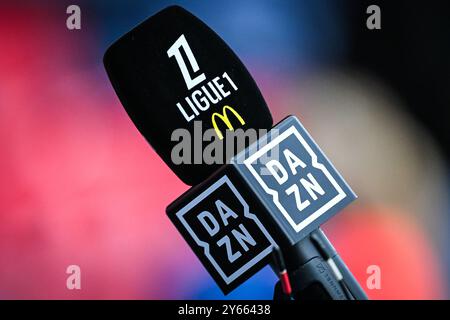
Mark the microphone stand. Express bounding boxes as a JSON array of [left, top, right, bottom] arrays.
[[273, 228, 368, 300]]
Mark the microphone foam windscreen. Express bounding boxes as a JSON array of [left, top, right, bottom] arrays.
[[104, 6, 273, 185]]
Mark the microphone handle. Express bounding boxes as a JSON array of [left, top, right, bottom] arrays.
[[314, 229, 368, 300], [273, 228, 368, 300]]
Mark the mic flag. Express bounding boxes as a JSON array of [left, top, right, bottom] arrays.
[[167, 116, 356, 293], [104, 5, 272, 186]]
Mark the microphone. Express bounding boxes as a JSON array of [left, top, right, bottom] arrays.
[[104, 5, 272, 186], [104, 5, 367, 299], [166, 116, 365, 297]]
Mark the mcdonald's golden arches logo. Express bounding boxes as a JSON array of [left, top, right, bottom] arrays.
[[211, 105, 246, 140]]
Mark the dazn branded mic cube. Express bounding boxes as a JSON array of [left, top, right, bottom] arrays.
[[167, 115, 356, 294]]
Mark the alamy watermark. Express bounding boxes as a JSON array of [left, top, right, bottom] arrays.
[[171, 120, 280, 175], [366, 5, 381, 30], [366, 264, 381, 290], [66, 265, 81, 290], [66, 5, 81, 30]]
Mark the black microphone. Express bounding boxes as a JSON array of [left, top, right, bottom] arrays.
[[104, 5, 272, 186], [104, 5, 367, 299]]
